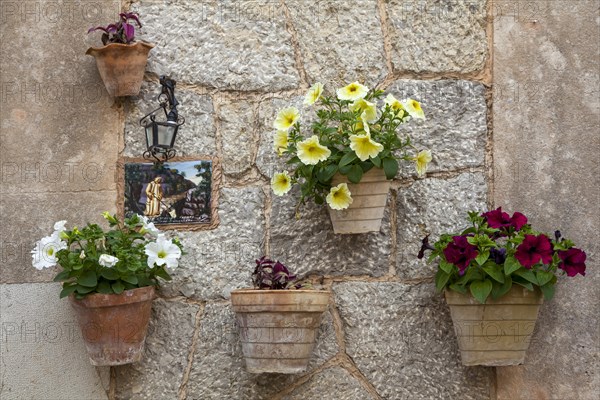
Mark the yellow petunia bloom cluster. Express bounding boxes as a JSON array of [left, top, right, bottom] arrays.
[[326, 183, 353, 210]]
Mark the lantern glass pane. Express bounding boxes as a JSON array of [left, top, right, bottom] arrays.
[[157, 124, 176, 148], [145, 125, 154, 147]]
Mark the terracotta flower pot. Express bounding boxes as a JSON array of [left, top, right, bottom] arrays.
[[230, 289, 330, 374], [445, 286, 543, 366], [328, 167, 391, 234], [69, 286, 155, 366], [86, 41, 155, 97]]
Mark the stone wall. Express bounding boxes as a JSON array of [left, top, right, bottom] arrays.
[[0, 0, 597, 399]]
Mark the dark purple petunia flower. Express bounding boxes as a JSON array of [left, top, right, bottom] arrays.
[[482, 207, 528, 231], [490, 247, 507, 264], [515, 234, 553, 269], [558, 248, 587, 277], [417, 235, 435, 259], [443, 236, 478, 275]]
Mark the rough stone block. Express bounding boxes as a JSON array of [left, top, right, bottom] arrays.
[[186, 302, 338, 399], [131, 0, 300, 91], [333, 281, 492, 400], [385, 0, 488, 73], [158, 187, 265, 300], [0, 282, 108, 400], [123, 81, 216, 158], [385, 79, 488, 176], [285, 0, 387, 87], [0, 191, 119, 283], [218, 99, 257, 176], [115, 299, 198, 400], [282, 366, 372, 400], [396, 172, 487, 279]]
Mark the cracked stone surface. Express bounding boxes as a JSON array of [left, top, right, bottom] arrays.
[[185, 302, 338, 399], [396, 172, 487, 279], [334, 281, 492, 400], [132, 0, 300, 91], [282, 367, 372, 400], [385, 0, 488, 73], [115, 299, 198, 400]]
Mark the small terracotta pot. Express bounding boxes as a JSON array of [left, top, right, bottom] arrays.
[[445, 286, 543, 366], [69, 286, 155, 366], [328, 167, 391, 234], [230, 289, 330, 374], [86, 41, 155, 97]]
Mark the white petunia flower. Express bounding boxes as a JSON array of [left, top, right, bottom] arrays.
[[145, 234, 182, 269], [98, 254, 119, 268], [140, 215, 160, 234], [53, 220, 67, 233], [31, 233, 67, 270]]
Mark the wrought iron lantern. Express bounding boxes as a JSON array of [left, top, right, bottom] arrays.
[[140, 76, 185, 162]]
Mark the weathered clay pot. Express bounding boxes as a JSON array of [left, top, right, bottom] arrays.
[[230, 289, 330, 374], [69, 286, 155, 366], [86, 41, 154, 97], [445, 286, 543, 366], [328, 167, 391, 234]]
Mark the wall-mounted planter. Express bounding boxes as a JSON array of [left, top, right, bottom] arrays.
[[328, 167, 391, 234], [230, 289, 330, 374], [445, 286, 543, 366], [86, 41, 154, 97], [69, 286, 155, 366]]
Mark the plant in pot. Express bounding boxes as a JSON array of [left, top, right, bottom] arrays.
[[419, 207, 587, 366], [86, 12, 154, 97], [230, 257, 330, 374], [31, 212, 183, 366], [270, 81, 431, 234]]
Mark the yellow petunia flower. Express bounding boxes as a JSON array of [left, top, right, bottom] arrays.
[[350, 98, 378, 122], [274, 107, 300, 131], [402, 98, 425, 120], [384, 94, 406, 116], [271, 171, 292, 196], [336, 81, 369, 101], [412, 149, 432, 177], [304, 82, 324, 105], [297, 135, 331, 165], [273, 130, 289, 156], [326, 183, 353, 210], [349, 133, 384, 161]]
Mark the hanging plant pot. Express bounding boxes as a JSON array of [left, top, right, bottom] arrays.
[[86, 41, 155, 97], [445, 286, 543, 366], [69, 286, 155, 366], [328, 167, 391, 234], [230, 289, 330, 374]]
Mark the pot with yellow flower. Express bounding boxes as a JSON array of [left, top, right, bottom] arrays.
[[31, 213, 183, 365], [270, 81, 432, 234]]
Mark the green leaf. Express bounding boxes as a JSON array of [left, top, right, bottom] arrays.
[[491, 278, 512, 300], [514, 268, 538, 285], [97, 280, 113, 294], [504, 256, 521, 275], [78, 270, 98, 287], [121, 275, 138, 285], [53, 270, 71, 282], [382, 158, 399, 179], [316, 165, 338, 183], [449, 283, 467, 294], [75, 285, 95, 294], [346, 165, 363, 183], [286, 156, 300, 165], [475, 250, 490, 266], [100, 268, 119, 280], [540, 283, 556, 300], [439, 260, 454, 274], [154, 266, 172, 281], [513, 278, 534, 291], [435, 270, 450, 292], [59, 284, 78, 299], [470, 280, 493, 304], [536, 270, 555, 286], [371, 155, 382, 168], [111, 280, 125, 294], [482, 264, 505, 283], [339, 152, 358, 167], [314, 195, 324, 205], [360, 161, 374, 173]]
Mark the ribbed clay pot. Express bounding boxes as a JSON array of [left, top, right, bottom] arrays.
[[86, 41, 154, 97], [69, 286, 155, 366], [445, 286, 543, 366], [328, 167, 391, 234], [230, 289, 330, 374]]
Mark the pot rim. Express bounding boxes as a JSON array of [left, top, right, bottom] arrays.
[[86, 40, 155, 55], [231, 288, 331, 295], [69, 285, 156, 308]]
